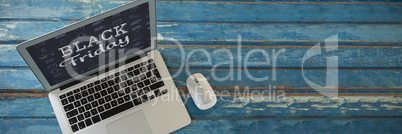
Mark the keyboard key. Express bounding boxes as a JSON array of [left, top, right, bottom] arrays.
[[107, 74, 114, 79], [134, 69, 140, 75], [101, 82, 108, 89], [91, 109, 98, 115], [94, 93, 101, 99], [150, 77, 157, 83], [161, 89, 168, 94], [81, 98, 88, 105], [140, 61, 147, 66], [118, 90, 125, 96], [98, 98, 106, 105], [94, 80, 101, 85], [87, 83, 94, 87], [114, 77, 121, 83], [117, 98, 124, 104], [74, 101, 81, 107], [66, 109, 78, 118], [128, 67, 134, 71], [97, 106, 105, 113], [120, 82, 127, 88], [138, 82, 144, 88], [113, 85, 120, 91], [137, 90, 144, 96], [130, 92, 138, 99], [71, 124, 79, 132], [111, 100, 118, 107], [75, 93, 82, 100], [105, 95, 112, 102], [140, 67, 147, 73], [111, 93, 118, 99], [134, 64, 141, 68], [133, 77, 140, 83], [147, 59, 153, 63], [67, 91, 73, 96], [126, 79, 134, 86], [78, 121, 86, 129], [87, 95, 95, 102], [69, 117, 78, 124], [92, 115, 101, 124], [141, 95, 149, 102], [78, 106, 85, 113], [61, 99, 68, 105], [114, 72, 120, 77], [120, 74, 128, 81], [146, 71, 152, 78], [85, 104, 92, 110], [150, 81, 165, 90], [101, 77, 107, 82], [77, 114, 84, 121], [154, 89, 161, 97], [127, 72, 134, 78], [144, 79, 151, 86], [139, 74, 146, 80], [64, 104, 74, 111], [84, 111, 91, 118], [120, 70, 127, 74], [131, 85, 138, 91], [125, 87, 131, 94], [82, 90, 88, 97], [149, 95, 155, 100], [100, 102, 134, 120], [107, 87, 114, 94], [147, 63, 155, 70], [68, 96, 75, 103], [133, 98, 142, 106], [59, 94, 66, 99], [143, 87, 150, 93], [80, 86, 87, 90], [101, 90, 108, 96], [91, 101, 99, 108], [104, 103, 111, 110], [88, 88, 95, 94], [124, 95, 131, 101], [94, 85, 102, 91], [85, 119, 92, 126], [74, 89, 80, 93], [107, 80, 115, 86]]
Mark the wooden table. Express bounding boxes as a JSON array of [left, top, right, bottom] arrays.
[[0, 0, 401, 133]]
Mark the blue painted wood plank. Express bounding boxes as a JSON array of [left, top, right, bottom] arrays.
[[1, 1, 401, 23], [1, 22, 402, 44], [0, 95, 401, 118], [0, 118, 401, 134], [1, 44, 401, 68], [0, 68, 400, 89]]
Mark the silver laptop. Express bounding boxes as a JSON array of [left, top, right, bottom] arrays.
[[16, 0, 191, 133]]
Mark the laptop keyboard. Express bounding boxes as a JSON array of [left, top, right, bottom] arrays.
[[58, 59, 168, 132]]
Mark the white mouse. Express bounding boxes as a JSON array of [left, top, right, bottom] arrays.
[[186, 73, 217, 110]]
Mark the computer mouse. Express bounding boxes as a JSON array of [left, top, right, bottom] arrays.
[[186, 73, 217, 110]]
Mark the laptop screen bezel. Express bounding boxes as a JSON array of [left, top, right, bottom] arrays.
[[16, 0, 157, 92]]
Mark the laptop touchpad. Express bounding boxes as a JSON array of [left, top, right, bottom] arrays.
[[106, 110, 153, 134]]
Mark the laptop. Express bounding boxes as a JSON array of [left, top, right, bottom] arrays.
[[16, 0, 191, 133]]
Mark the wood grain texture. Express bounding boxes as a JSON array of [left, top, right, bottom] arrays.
[[1, 1, 401, 23], [0, 68, 400, 90], [1, 44, 401, 68], [0, 118, 401, 134], [0, 95, 401, 118], [1, 21, 402, 44]]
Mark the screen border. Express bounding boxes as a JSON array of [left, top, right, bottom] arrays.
[[17, 0, 157, 91]]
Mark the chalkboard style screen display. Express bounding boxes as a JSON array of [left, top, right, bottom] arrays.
[[26, 2, 151, 86]]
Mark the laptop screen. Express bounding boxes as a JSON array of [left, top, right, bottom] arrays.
[[26, 2, 151, 86]]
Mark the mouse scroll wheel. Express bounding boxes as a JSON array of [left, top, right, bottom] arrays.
[[194, 78, 199, 83]]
